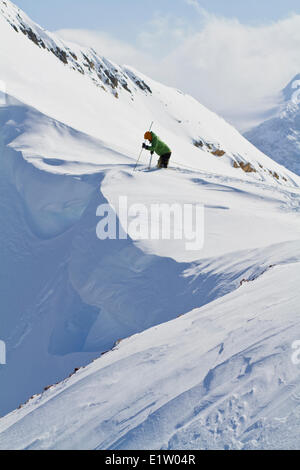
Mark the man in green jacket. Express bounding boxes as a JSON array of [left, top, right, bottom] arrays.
[[143, 131, 172, 168]]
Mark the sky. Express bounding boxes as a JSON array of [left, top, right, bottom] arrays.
[[13, 0, 300, 130]]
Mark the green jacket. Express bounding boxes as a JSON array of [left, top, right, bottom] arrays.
[[146, 132, 171, 156]]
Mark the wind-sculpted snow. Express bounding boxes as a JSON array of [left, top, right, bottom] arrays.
[[0, 261, 299, 450], [1, 102, 300, 418], [0, 92, 300, 419]]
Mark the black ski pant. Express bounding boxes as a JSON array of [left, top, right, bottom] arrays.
[[157, 153, 171, 168]]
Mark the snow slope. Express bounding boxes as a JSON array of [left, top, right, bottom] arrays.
[[0, 0, 299, 185], [245, 74, 300, 176], [0, 0, 299, 449], [0, 259, 299, 450]]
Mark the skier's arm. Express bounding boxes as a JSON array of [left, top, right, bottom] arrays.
[[142, 143, 152, 151], [148, 134, 158, 152], [142, 135, 157, 152]]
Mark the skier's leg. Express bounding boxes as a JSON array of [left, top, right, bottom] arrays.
[[160, 154, 166, 168], [166, 153, 171, 168], [157, 157, 163, 168], [161, 153, 171, 168]]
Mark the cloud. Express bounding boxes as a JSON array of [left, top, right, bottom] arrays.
[[56, 13, 300, 131], [56, 29, 150, 70], [169, 13, 300, 130], [160, 13, 300, 130], [184, 0, 210, 19], [137, 13, 190, 56]]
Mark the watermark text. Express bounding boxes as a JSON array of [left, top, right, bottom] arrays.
[[96, 197, 204, 251], [0, 340, 6, 365]]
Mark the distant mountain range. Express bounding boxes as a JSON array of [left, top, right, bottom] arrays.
[[245, 74, 300, 175]]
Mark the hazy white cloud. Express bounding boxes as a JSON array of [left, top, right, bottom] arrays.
[[160, 14, 300, 130], [184, 0, 210, 19], [137, 13, 190, 56], [56, 29, 150, 70], [57, 13, 300, 131]]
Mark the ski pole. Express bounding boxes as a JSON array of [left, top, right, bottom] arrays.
[[147, 122, 154, 170], [148, 152, 154, 170], [133, 147, 143, 172], [133, 121, 154, 172]]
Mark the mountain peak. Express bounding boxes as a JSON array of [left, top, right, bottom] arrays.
[[0, 0, 298, 188], [282, 73, 300, 104], [245, 73, 300, 175], [0, 0, 32, 31], [0, 0, 152, 99]]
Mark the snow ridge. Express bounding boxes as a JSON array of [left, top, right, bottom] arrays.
[[0, 0, 151, 99]]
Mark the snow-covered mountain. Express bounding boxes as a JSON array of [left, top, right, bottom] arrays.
[[0, 0, 300, 450], [0, 0, 298, 184], [245, 74, 300, 176]]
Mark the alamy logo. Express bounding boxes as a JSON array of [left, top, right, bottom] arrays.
[[291, 340, 300, 365], [0, 80, 7, 106], [0, 340, 6, 365], [96, 196, 204, 251]]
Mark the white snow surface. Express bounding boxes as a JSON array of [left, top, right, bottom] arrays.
[[0, 0, 299, 450], [0, 261, 300, 450]]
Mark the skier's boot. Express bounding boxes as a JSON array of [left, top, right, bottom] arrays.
[[157, 157, 163, 169]]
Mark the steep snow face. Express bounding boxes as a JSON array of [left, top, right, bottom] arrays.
[[0, 0, 299, 185], [0, 99, 300, 419], [0, 260, 299, 450], [245, 75, 300, 176], [0, 0, 145, 99]]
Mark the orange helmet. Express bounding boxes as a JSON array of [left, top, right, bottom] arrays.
[[144, 131, 152, 141]]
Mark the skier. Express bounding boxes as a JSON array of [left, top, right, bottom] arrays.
[[143, 131, 172, 168]]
